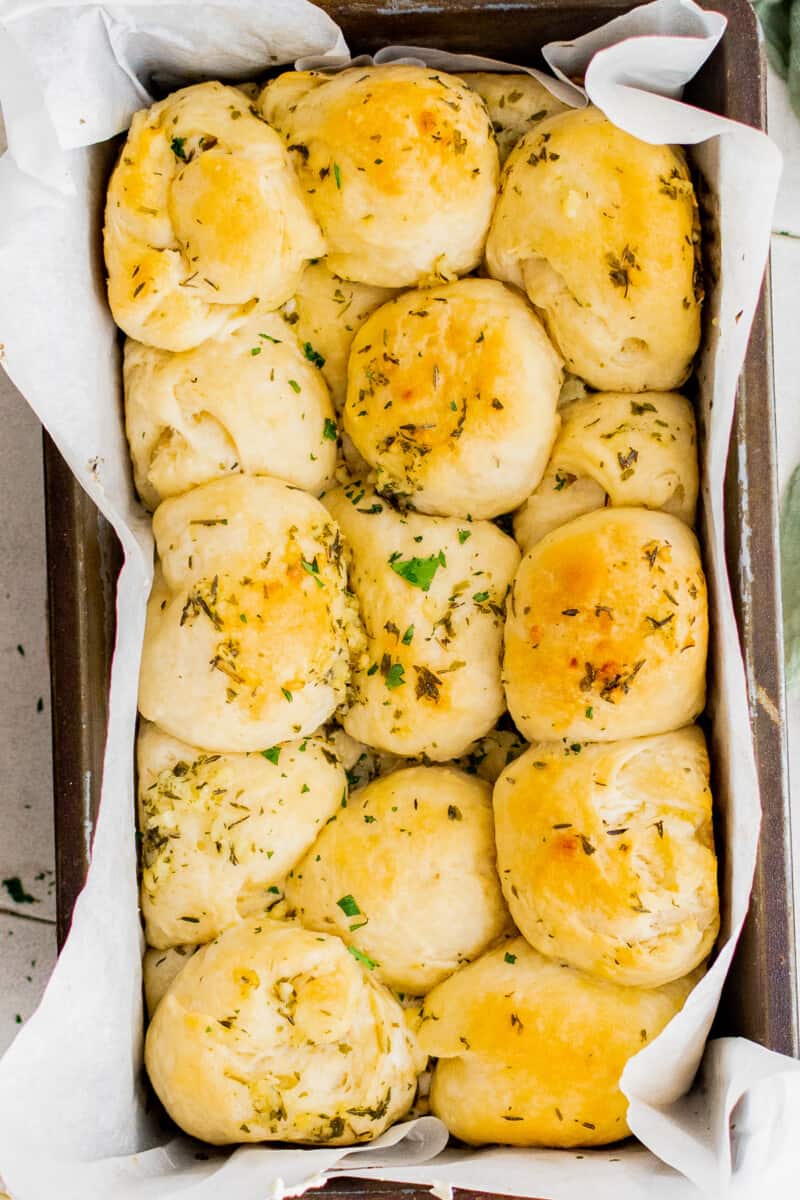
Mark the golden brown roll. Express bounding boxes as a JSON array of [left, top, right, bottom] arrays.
[[124, 309, 337, 510], [343, 279, 563, 519], [138, 721, 345, 949], [486, 106, 702, 391], [324, 481, 520, 759], [417, 938, 699, 1146], [503, 507, 708, 742], [286, 765, 511, 994], [138, 475, 361, 752], [105, 82, 323, 350], [513, 390, 698, 552], [461, 73, 569, 163], [282, 260, 397, 411], [493, 728, 719, 986], [145, 918, 425, 1144], [259, 66, 499, 287]]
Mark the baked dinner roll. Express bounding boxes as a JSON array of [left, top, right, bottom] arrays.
[[124, 310, 336, 510], [282, 260, 397, 411], [143, 944, 198, 1016], [513, 390, 698, 552], [344, 279, 562, 519], [285, 765, 511, 994], [145, 918, 425, 1144], [493, 728, 718, 987], [259, 66, 499, 287], [105, 82, 323, 351], [486, 106, 702, 391], [417, 938, 699, 1146], [325, 481, 520, 759], [138, 475, 360, 752], [462, 73, 569, 163], [138, 721, 344, 949], [503, 507, 707, 742]]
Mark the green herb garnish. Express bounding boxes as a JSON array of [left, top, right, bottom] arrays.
[[304, 341, 326, 369], [348, 945, 378, 970], [389, 551, 445, 592], [337, 894, 361, 917]]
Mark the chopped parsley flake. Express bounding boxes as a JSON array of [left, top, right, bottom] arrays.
[[303, 341, 326, 368], [457, 529, 471, 544], [323, 417, 338, 440], [333, 162, 342, 189], [301, 557, 324, 587], [337, 894, 361, 917], [2, 876, 36, 905], [170, 136, 187, 161], [384, 661, 406, 690], [348, 945, 378, 970], [261, 747, 281, 765], [389, 550, 446, 592]]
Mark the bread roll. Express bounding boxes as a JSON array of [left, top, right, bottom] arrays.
[[124, 310, 336, 509], [143, 944, 198, 1016], [259, 66, 499, 287], [282, 261, 397, 411], [494, 728, 718, 986], [417, 938, 699, 1146], [145, 918, 425, 1144], [286, 765, 511, 993], [513, 390, 698, 552], [138, 721, 345, 948], [344, 279, 562, 519], [503, 507, 707, 742], [138, 475, 360, 751], [462, 73, 569, 163], [486, 106, 702, 391], [105, 82, 323, 351], [325, 482, 520, 759]]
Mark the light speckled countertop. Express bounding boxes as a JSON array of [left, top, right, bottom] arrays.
[[0, 66, 799, 1056]]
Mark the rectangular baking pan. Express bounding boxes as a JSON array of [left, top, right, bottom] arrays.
[[42, 2, 798, 1186]]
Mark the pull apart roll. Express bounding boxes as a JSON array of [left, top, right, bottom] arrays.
[[138, 721, 345, 949], [325, 482, 520, 760], [145, 918, 425, 1145], [503, 507, 708, 743], [493, 728, 719, 987], [514, 390, 698, 553], [259, 65, 499, 288], [138, 475, 361, 752], [105, 81, 323, 350], [486, 106, 702, 391], [417, 938, 700, 1146], [124, 309, 336, 509]]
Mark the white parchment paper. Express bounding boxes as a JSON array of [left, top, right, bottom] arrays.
[[0, 1, 798, 1196]]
